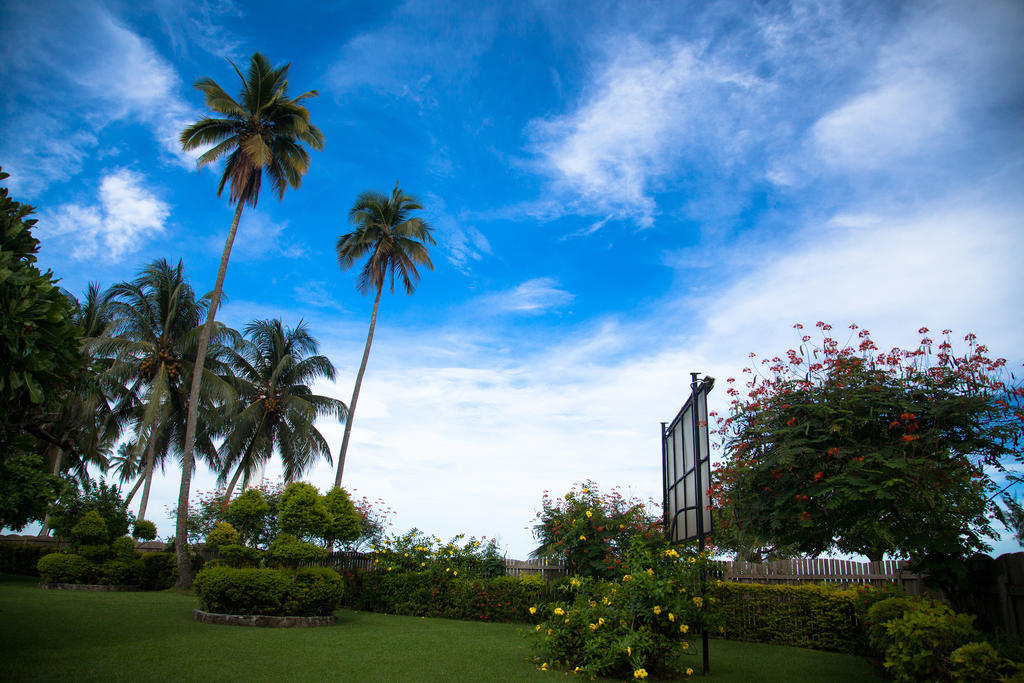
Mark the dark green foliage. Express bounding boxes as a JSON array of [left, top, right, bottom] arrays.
[[99, 559, 141, 586], [48, 479, 133, 543], [0, 168, 84, 530], [224, 488, 270, 546], [341, 569, 550, 624], [865, 596, 920, 653], [139, 552, 176, 590], [277, 482, 330, 542], [132, 520, 157, 541], [75, 543, 111, 563], [882, 602, 978, 682], [217, 544, 263, 568], [71, 510, 110, 545], [712, 582, 866, 653], [323, 487, 361, 547], [37, 553, 93, 584], [0, 543, 57, 576], [205, 522, 240, 552], [193, 565, 343, 616], [267, 533, 327, 568], [949, 641, 1020, 682], [110, 536, 136, 562]]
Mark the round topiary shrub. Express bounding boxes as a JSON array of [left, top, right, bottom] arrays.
[[206, 522, 240, 552], [71, 510, 110, 546], [883, 602, 978, 682], [111, 536, 136, 562], [865, 596, 919, 653], [218, 544, 264, 568], [99, 559, 142, 586], [37, 553, 92, 584], [193, 565, 343, 617], [133, 519, 157, 541], [267, 533, 327, 568]]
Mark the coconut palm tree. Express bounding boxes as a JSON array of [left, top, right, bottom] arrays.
[[219, 319, 346, 499], [333, 182, 435, 487], [178, 52, 323, 585], [102, 259, 236, 522]]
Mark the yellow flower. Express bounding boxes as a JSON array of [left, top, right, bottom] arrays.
[[540, 662, 549, 671], [387, 567, 393, 572], [622, 574, 632, 582], [529, 606, 538, 615], [535, 625, 542, 631], [718, 626, 725, 633], [626, 646, 632, 656], [633, 669, 648, 679], [688, 557, 697, 564], [668, 612, 675, 622], [403, 553, 408, 557], [420, 562, 426, 567], [589, 600, 597, 607], [598, 618, 605, 626], [680, 624, 689, 633], [646, 568, 654, 576], [574, 667, 582, 673], [652, 605, 662, 615], [686, 668, 694, 676], [554, 607, 565, 616], [583, 488, 589, 493], [682, 641, 690, 650], [564, 618, 569, 624], [546, 628, 553, 636], [570, 577, 582, 588], [588, 623, 597, 631], [692, 596, 704, 608], [709, 597, 716, 604], [453, 571, 458, 576], [579, 535, 587, 540], [602, 597, 610, 605], [585, 509, 593, 518], [664, 549, 679, 558]]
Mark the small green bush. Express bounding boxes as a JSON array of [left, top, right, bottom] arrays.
[[99, 559, 141, 586], [110, 536, 136, 562], [37, 553, 92, 583], [140, 553, 176, 590], [218, 544, 263, 568], [132, 520, 157, 541], [71, 510, 109, 545], [75, 543, 110, 563], [205, 522, 240, 552], [950, 641, 1019, 682], [883, 602, 978, 682], [267, 534, 327, 568], [193, 565, 343, 616], [865, 596, 920, 654]]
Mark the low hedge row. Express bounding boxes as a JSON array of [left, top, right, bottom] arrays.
[[710, 582, 868, 653], [36, 552, 176, 590], [339, 569, 550, 623], [193, 566, 343, 617], [0, 544, 58, 576]]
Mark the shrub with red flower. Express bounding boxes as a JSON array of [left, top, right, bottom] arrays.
[[531, 481, 663, 579], [710, 324, 1023, 564]]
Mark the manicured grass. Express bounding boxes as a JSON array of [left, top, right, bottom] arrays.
[[0, 574, 884, 681]]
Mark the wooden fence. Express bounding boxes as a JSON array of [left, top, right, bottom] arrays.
[[717, 557, 926, 594]]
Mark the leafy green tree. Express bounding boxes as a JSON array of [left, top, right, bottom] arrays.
[[712, 324, 1023, 563], [177, 52, 323, 586], [224, 488, 270, 546], [219, 319, 345, 498], [0, 168, 83, 530], [103, 259, 236, 522], [277, 482, 330, 544], [333, 183, 435, 486], [531, 481, 663, 579], [323, 487, 361, 549], [47, 479, 133, 543]]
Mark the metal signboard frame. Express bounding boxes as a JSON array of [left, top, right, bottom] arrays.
[[662, 373, 714, 545]]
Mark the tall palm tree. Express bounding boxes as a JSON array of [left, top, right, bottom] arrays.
[[178, 52, 323, 586], [333, 182, 435, 487], [102, 259, 235, 522], [219, 319, 346, 499]]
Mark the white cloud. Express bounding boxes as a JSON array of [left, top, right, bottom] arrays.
[[207, 209, 307, 262], [42, 169, 169, 261], [475, 277, 575, 315], [0, 2, 199, 195], [527, 39, 760, 227]]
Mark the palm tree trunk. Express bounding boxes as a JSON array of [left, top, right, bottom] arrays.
[[40, 451, 64, 536], [175, 200, 244, 588], [223, 459, 246, 503], [137, 438, 157, 520], [334, 283, 383, 488], [123, 472, 145, 505]]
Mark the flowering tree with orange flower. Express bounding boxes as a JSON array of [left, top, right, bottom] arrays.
[[710, 323, 1023, 564]]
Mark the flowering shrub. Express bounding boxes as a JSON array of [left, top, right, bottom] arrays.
[[531, 541, 720, 679], [366, 528, 505, 579], [532, 481, 663, 579], [712, 324, 1023, 563]]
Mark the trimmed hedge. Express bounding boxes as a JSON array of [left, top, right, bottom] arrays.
[[193, 565, 343, 617], [709, 582, 867, 653], [0, 544, 57, 576], [37, 553, 95, 584], [340, 569, 549, 623], [140, 553, 176, 590]]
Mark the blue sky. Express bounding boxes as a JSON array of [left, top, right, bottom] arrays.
[[2, 0, 1023, 559]]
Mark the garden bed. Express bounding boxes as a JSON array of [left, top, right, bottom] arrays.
[[38, 582, 142, 592], [193, 609, 336, 627]]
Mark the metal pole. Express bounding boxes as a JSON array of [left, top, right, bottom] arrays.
[[661, 421, 669, 541], [690, 372, 709, 675]]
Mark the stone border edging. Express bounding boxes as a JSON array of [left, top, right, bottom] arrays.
[[192, 609, 337, 627], [38, 582, 143, 592]]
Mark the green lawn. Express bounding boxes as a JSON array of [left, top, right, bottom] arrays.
[[0, 575, 884, 681]]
